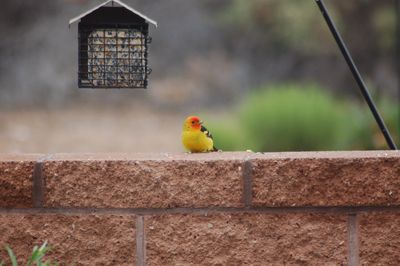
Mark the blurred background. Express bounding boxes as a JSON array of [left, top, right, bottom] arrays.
[[0, 0, 399, 153]]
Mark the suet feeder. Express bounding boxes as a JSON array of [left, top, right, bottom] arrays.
[[69, 0, 157, 89]]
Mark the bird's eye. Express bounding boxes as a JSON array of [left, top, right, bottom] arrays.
[[191, 121, 195, 124]]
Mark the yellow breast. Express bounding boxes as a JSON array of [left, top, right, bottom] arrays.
[[182, 130, 214, 152]]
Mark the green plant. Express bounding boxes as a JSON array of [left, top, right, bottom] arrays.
[[209, 84, 361, 152], [208, 83, 399, 151], [0, 242, 58, 266], [240, 84, 355, 151]]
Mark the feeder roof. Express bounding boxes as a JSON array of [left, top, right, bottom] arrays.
[[69, 0, 157, 27]]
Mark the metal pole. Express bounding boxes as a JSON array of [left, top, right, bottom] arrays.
[[315, 0, 398, 150], [397, 0, 400, 144]]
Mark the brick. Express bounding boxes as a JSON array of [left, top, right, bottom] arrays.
[[252, 151, 400, 206], [0, 154, 42, 208], [42, 153, 247, 208], [0, 214, 136, 265], [360, 212, 400, 265], [145, 213, 347, 265]]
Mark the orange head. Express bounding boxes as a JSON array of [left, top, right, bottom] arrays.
[[183, 116, 203, 131]]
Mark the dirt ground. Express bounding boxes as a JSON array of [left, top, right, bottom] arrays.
[[0, 105, 191, 154]]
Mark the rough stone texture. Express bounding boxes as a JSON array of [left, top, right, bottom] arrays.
[[253, 155, 400, 207], [0, 154, 42, 208], [42, 153, 247, 208], [145, 213, 347, 265], [3, 151, 400, 265], [0, 214, 136, 265], [360, 212, 400, 265]]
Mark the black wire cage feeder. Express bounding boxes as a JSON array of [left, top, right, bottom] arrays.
[[69, 0, 157, 89]]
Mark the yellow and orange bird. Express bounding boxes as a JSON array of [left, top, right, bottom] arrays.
[[182, 116, 218, 153]]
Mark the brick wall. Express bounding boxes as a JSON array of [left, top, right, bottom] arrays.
[[1, 151, 400, 265]]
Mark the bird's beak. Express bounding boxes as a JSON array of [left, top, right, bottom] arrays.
[[200, 121, 203, 125]]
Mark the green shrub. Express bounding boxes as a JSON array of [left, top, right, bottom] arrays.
[[208, 83, 398, 152], [238, 84, 353, 151]]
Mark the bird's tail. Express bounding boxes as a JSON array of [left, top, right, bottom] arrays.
[[212, 146, 219, 152]]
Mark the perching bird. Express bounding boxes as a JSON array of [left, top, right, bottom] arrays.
[[182, 116, 218, 153]]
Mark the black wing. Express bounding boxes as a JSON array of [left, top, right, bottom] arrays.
[[201, 125, 213, 139], [201, 125, 218, 151]]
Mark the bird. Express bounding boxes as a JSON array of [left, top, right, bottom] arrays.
[[182, 116, 218, 153]]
